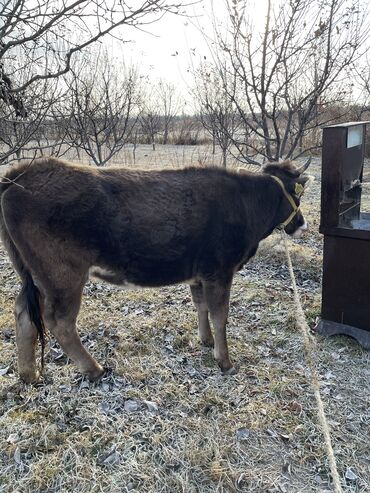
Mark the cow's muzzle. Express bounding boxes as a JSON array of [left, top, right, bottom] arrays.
[[292, 220, 309, 238]]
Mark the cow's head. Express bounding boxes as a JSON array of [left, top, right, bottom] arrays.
[[263, 158, 311, 238]]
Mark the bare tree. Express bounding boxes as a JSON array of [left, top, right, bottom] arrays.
[[139, 82, 162, 150], [139, 110, 162, 151], [157, 80, 181, 144], [0, 76, 64, 164], [351, 54, 370, 119], [63, 52, 141, 166], [194, 61, 241, 166], [172, 112, 202, 145], [0, 0, 186, 164], [200, 0, 369, 164], [139, 78, 182, 149]]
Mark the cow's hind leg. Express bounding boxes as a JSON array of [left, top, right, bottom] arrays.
[[15, 289, 39, 383], [203, 276, 237, 375], [190, 283, 214, 347], [44, 287, 104, 381], [2, 188, 103, 381]]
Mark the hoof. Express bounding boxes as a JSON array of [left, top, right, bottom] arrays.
[[20, 369, 40, 384], [221, 366, 238, 376], [87, 366, 105, 382], [201, 338, 214, 348], [102, 366, 113, 377]]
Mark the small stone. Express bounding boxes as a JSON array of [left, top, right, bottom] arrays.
[[14, 447, 21, 465], [0, 366, 9, 376], [289, 401, 303, 413], [266, 429, 278, 438], [328, 420, 340, 428], [334, 394, 344, 401], [59, 384, 71, 393], [236, 473, 245, 486], [7, 433, 20, 444], [345, 468, 357, 481], [279, 433, 291, 441], [100, 401, 111, 413], [124, 400, 138, 412], [143, 400, 158, 413], [236, 428, 250, 441], [314, 475, 324, 484], [103, 451, 121, 467], [79, 380, 90, 390]]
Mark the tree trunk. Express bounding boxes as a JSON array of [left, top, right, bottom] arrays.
[[222, 146, 227, 167]]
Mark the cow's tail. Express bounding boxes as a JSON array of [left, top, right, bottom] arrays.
[[20, 271, 46, 370], [0, 180, 46, 369]]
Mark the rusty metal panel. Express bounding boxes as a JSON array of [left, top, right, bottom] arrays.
[[317, 121, 370, 347], [321, 236, 370, 329], [320, 126, 343, 229]]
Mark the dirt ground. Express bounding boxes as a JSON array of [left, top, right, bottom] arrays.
[[0, 153, 369, 492]]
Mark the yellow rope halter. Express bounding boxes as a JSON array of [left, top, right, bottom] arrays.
[[270, 175, 303, 229]]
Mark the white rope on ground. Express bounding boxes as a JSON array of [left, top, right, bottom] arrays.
[[281, 231, 343, 493]]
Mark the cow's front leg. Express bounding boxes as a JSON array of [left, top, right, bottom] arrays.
[[203, 276, 237, 375], [15, 289, 40, 383], [190, 282, 214, 347]]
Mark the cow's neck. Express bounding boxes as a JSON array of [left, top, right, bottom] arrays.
[[242, 174, 285, 243]]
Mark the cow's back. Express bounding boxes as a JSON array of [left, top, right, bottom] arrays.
[[2, 159, 250, 286]]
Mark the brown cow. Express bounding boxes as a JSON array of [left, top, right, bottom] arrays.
[[0, 157, 310, 383]]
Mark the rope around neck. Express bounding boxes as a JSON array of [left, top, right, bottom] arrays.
[[281, 231, 343, 493]]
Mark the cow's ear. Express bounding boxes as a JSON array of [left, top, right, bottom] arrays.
[[298, 174, 315, 190]]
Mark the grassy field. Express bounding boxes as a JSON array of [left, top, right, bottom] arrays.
[[0, 154, 369, 492]]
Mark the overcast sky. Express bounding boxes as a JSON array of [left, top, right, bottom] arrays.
[[107, 0, 266, 107]]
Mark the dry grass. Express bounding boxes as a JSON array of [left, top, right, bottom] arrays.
[[0, 157, 369, 493]]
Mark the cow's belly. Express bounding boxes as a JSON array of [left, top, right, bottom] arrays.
[[89, 266, 140, 287], [90, 235, 250, 288], [89, 261, 196, 288]]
